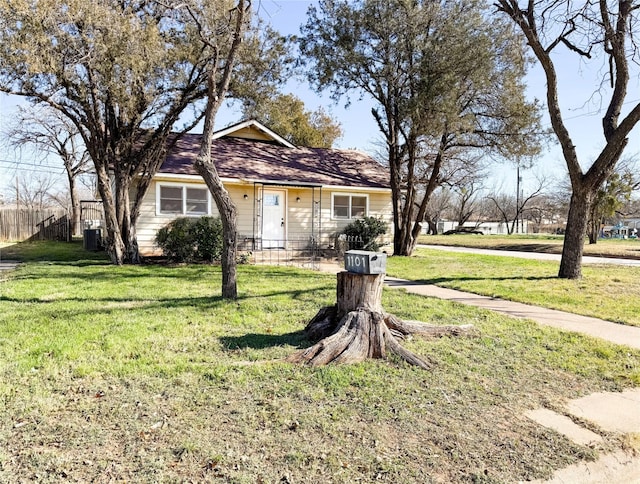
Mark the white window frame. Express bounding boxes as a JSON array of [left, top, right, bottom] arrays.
[[331, 193, 369, 220], [157, 182, 211, 216]]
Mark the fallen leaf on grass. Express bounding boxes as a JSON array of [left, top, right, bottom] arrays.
[[150, 421, 164, 430]]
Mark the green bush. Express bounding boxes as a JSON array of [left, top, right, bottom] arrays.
[[155, 216, 223, 262], [191, 216, 223, 262], [155, 217, 195, 262], [341, 216, 388, 251]]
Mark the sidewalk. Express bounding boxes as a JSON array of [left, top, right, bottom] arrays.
[[318, 261, 640, 349], [420, 244, 640, 267], [0, 260, 20, 272], [384, 277, 640, 349]]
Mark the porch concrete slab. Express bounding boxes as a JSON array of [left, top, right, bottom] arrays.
[[525, 408, 603, 446], [566, 388, 640, 434], [525, 449, 640, 484]]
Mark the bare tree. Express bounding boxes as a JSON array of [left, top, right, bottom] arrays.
[[486, 174, 548, 234], [13, 174, 58, 211], [185, 0, 252, 300], [3, 106, 90, 236], [525, 193, 568, 233], [496, 0, 640, 278], [450, 180, 487, 229], [424, 188, 452, 235]]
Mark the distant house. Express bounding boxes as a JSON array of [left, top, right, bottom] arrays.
[[135, 120, 393, 256], [602, 219, 640, 238]]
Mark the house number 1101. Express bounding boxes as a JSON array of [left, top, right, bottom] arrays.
[[346, 255, 364, 268]]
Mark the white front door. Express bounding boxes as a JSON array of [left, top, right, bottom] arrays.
[[262, 189, 286, 248]]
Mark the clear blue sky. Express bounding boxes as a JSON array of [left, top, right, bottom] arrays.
[[1, 0, 638, 198]]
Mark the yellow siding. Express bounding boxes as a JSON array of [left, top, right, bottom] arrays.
[[136, 178, 393, 256], [316, 189, 394, 248], [227, 126, 272, 142]]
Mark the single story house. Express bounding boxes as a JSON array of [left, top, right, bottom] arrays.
[[135, 120, 393, 256], [602, 220, 640, 239]]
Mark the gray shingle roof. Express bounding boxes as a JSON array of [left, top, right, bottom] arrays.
[[160, 133, 390, 190]]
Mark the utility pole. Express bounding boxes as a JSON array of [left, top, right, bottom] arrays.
[[515, 164, 520, 234]]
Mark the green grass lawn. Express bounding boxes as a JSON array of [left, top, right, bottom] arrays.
[[387, 247, 640, 327], [1, 241, 639, 482]]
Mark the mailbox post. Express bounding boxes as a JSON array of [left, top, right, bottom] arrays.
[[288, 247, 470, 369]]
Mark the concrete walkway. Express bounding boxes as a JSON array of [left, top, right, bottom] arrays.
[[385, 277, 640, 349], [319, 261, 640, 349], [524, 388, 640, 483]]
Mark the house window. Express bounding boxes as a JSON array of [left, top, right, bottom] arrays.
[[159, 186, 183, 214], [264, 193, 280, 206], [186, 187, 208, 215], [158, 184, 209, 215], [332, 194, 368, 219]]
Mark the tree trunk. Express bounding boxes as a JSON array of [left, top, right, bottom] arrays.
[[94, 163, 125, 265], [220, 214, 238, 300], [118, 186, 141, 264], [67, 173, 81, 237], [426, 218, 438, 235], [195, 158, 238, 300], [393, 217, 421, 256], [195, 75, 239, 299], [558, 189, 592, 279], [123, 222, 142, 264], [288, 271, 473, 369], [586, 205, 600, 245], [190, 0, 247, 299], [393, 223, 412, 256]]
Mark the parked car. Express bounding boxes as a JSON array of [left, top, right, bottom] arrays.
[[443, 228, 484, 235]]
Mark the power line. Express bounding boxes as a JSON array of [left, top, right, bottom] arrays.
[[0, 164, 66, 177], [0, 158, 65, 169], [1, 167, 66, 176]]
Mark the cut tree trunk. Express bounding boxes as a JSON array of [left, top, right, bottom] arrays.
[[287, 271, 473, 370]]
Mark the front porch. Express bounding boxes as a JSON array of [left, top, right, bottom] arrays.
[[238, 234, 365, 271]]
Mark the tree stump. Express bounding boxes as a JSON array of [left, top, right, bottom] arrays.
[[287, 271, 474, 369]]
